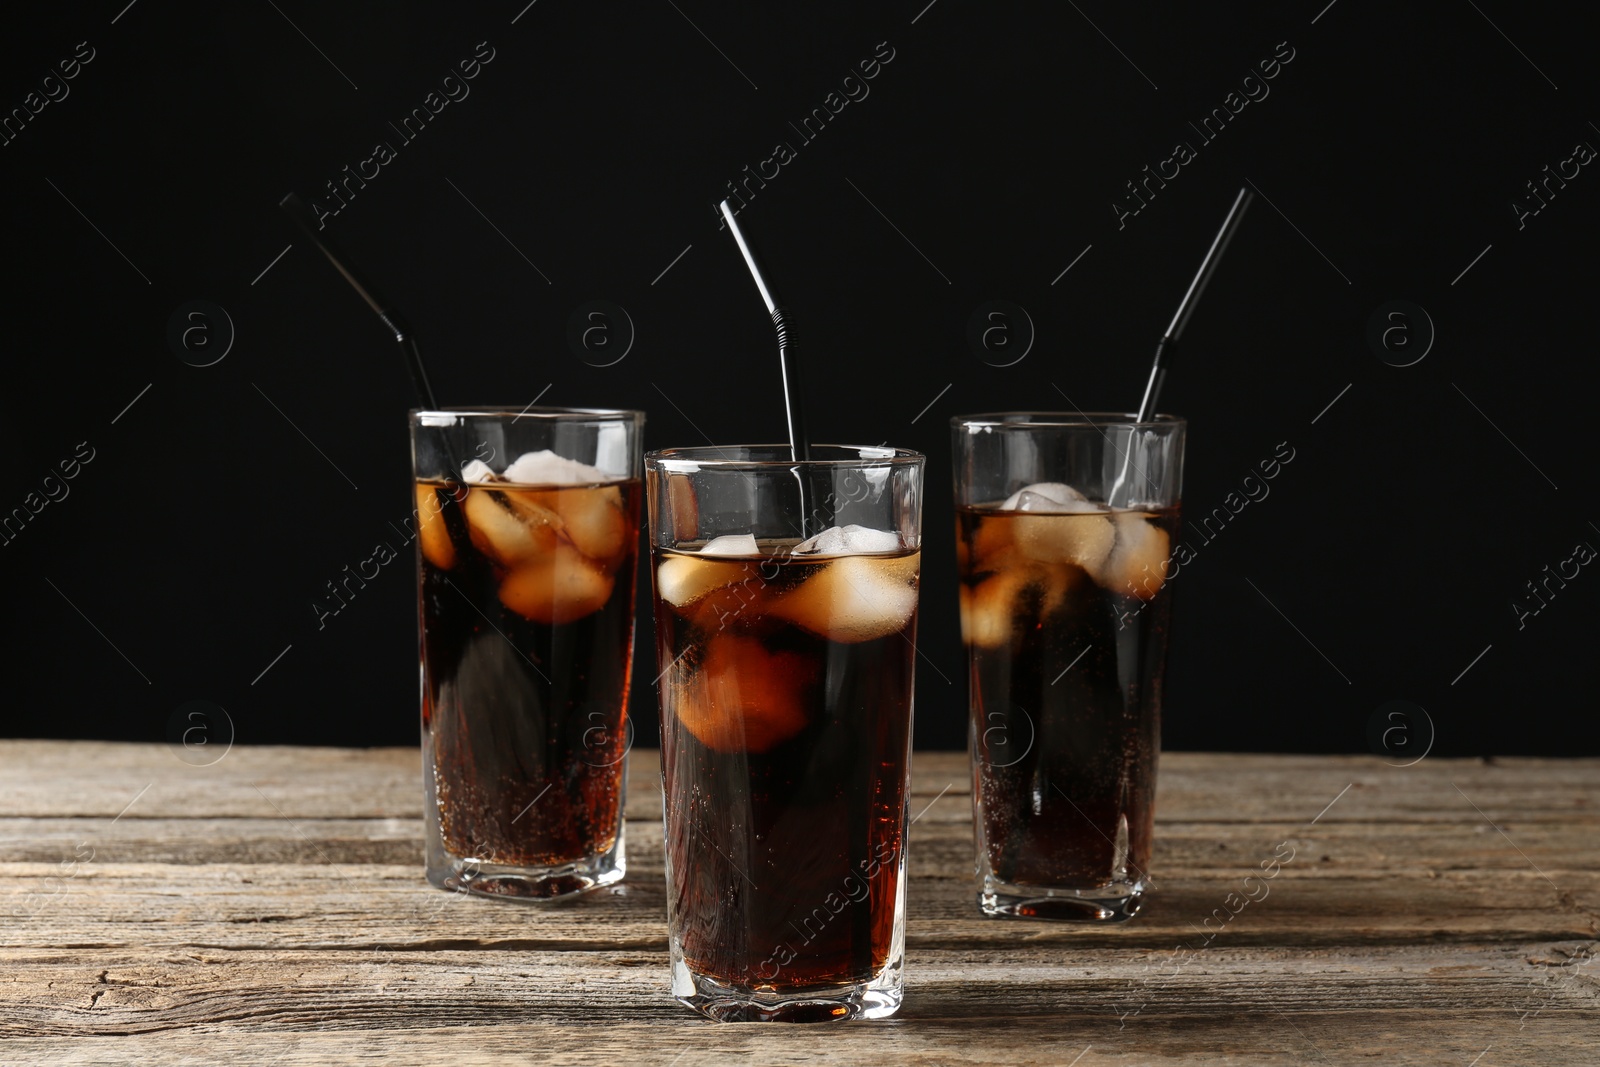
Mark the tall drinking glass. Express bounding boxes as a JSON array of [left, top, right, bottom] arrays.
[[646, 445, 924, 1021], [952, 413, 1184, 921], [410, 407, 644, 900]]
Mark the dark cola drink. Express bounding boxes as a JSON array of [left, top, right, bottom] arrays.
[[958, 499, 1180, 920], [417, 473, 640, 898], [653, 539, 920, 1019]]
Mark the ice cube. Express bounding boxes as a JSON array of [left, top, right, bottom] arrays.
[[414, 485, 456, 570], [523, 485, 627, 567], [684, 576, 767, 631], [769, 553, 920, 643], [960, 571, 1023, 648], [1091, 512, 1171, 600], [658, 533, 764, 623], [657, 553, 758, 609], [498, 542, 614, 623], [460, 459, 498, 483], [502, 449, 608, 486], [1013, 511, 1116, 573], [960, 562, 1081, 648], [968, 513, 1015, 570], [464, 487, 562, 566], [1001, 482, 1103, 513], [793, 524, 902, 555], [668, 634, 814, 753], [698, 533, 760, 556]]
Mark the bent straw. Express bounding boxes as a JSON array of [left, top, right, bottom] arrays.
[[717, 204, 868, 974], [1110, 186, 1253, 508], [279, 193, 439, 411], [717, 200, 811, 463], [1135, 186, 1254, 422]]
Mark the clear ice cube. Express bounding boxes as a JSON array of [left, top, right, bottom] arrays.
[[464, 488, 562, 565], [502, 449, 608, 486], [793, 524, 902, 555], [769, 554, 919, 643], [1091, 513, 1171, 600], [459, 459, 497, 483], [1013, 512, 1116, 573], [1001, 482, 1103, 513], [657, 553, 756, 608], [697, 533, 760, 556], [498, 542, 614, 622]]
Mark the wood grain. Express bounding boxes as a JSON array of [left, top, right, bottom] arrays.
[[1, 742, 1595, 1064]]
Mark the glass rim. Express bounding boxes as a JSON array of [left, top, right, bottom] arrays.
[[951, 411, 1185, 430], [646, 443, 923, 472], [410, 405, 644, 423]]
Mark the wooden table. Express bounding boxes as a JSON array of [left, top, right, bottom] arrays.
[[2, 742, 1595, 1064]]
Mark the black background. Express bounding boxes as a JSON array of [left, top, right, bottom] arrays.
[[3, 1, 1594, 756]]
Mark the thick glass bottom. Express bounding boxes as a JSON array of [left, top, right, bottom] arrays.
[[669, 954, 904, 1022], [978, 874, 1145, 922], [425, 823, 625, 902]]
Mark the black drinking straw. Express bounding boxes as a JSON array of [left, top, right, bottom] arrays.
[[718, 200, 811, 463], [1134, 186, 1254, 422], [1110, 187, 1253, 508], [279, 193, 439, 411]]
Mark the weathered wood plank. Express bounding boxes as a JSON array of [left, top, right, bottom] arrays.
[[1, 741, 1595, 1063], [5, 861, 1596, 951], [5, 1014, 1596, 1067], [2, 942, 1595, 1035]]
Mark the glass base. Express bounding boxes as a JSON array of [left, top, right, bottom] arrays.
[[426, 823, 625, 902], [978, 875, 1145, 922], [669, 956, 904, 1022]]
